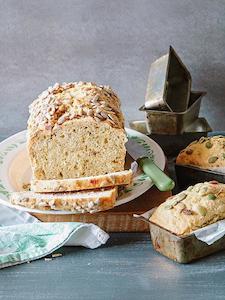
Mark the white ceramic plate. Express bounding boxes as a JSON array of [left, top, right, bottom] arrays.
[[0, 128, 165, 214]]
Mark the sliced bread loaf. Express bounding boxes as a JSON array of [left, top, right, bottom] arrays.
[[28, 82, 127, 180], [10, 187, 118, 213], [31, 169, 132, 193]]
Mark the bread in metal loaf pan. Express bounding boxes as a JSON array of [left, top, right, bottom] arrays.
[[176, 135, 225, 171], [150, 181, 225, 236]]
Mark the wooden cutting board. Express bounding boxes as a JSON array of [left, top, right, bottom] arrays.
[[31, 156, 170, 232], [32, 187, 171, 232]]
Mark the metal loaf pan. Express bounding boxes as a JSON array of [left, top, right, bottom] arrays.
[[149, 221, 225, 263], [145, 46, 191, 112], [129, 118, 212, 157], [140, 91, 206, 135], [175, 164, 225, 190]]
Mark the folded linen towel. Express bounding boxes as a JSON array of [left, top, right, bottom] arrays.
[[0, 205, 109, 268]]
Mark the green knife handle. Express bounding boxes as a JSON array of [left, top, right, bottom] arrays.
[[137, 157, 175, 192]]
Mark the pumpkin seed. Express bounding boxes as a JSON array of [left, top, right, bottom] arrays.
[[194, 186, 200, 193], [186, 149, 193, 155], [187, 186, 193, 191], [165, 204, 173, 209], [208, 194, 217, 200], [208, 156, 218, 164], [165, 199, 179, 209], [222, 153, 225, 159], [200, 186, 208, 196], [205, 141, 213, 149], [199, 137, 206, 143], [177, 193, 187, 201], [198, 206, 207, 216]]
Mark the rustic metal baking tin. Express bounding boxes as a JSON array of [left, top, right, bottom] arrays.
[[129, 118, 212, 157], [134, 212, 225, 263], [129, 118, 211, 136], [175, 164, 225, 190], [140, 91, 206, 135], [149, 118, 211, 157], [145, 46, 191, 112], [149, 221, 225, 263]]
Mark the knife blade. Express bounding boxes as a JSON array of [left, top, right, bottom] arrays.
[[126, 139, 175, 192]]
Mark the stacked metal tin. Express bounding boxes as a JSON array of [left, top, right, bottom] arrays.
[[130, 46, 212, 156]]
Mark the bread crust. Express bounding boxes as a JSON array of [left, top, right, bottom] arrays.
[[27, 82, 127, 180], [176, 135, 225, 170], [28, 81, 124, 135], [10, 187, 118, 213], [31, 170, 132, 193], [150, 181, 225, 236]]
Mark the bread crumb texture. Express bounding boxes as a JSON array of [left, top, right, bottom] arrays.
[[10, 187, 118, 213], [31, 170, 133, 193], [27, 82, 127, 180]]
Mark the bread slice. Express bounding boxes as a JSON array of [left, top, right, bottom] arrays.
[[10, 187, 118, 213], [31, 169, 132, 193]]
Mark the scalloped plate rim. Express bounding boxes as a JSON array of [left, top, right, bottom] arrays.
[[0, 128, 165, 215]]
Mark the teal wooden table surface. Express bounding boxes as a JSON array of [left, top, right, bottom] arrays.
[[0, 134, 225, 300], [1, 1, 225, 298], [1, 233, 225, 300], [1, 131, 225, 300]]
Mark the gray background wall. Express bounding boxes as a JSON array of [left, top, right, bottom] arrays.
[[0, 0, 225, 137]]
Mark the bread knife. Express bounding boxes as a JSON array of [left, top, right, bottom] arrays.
[[126, 140, 175, 192]]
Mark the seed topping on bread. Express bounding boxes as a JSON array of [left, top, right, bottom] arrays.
[[150, 181, 225, 235], [28, 82, 124, 133], [176, 135, 225, 169]]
